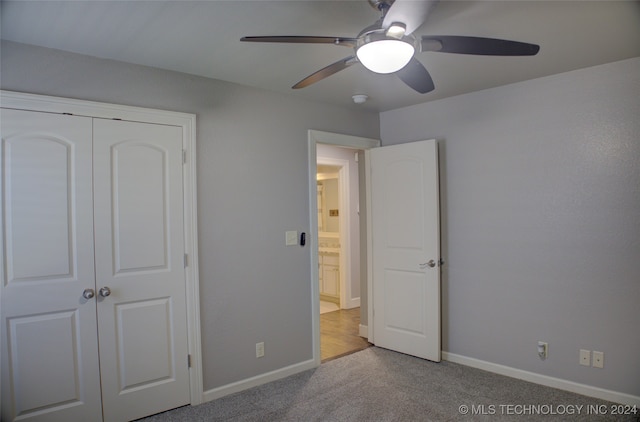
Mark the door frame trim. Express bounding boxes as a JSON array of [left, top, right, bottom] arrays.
[[0, 90, 204, 405], [307, 130, 379, 364]]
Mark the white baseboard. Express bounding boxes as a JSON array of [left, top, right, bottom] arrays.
[[202, 358, 317, 402], [202, 350, 639, 407], [442, 352, 640, 407], [359, 324, 368, 338], [344, 297, 361, 309]]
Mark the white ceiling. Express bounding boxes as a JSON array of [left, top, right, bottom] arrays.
[[2, 1, 639, 112]]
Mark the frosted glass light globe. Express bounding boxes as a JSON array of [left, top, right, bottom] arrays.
[[356, 39, 415, 74]]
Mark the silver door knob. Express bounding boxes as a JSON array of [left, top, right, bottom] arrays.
[[99, 286, 111, 297], [419, 260, 437, 269], [82, 288, 95, 299]]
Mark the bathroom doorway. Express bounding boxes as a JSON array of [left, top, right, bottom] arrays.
[[308, 130, 379, 365], [316, 163, 342, 311], [316, 145, 370, 361]]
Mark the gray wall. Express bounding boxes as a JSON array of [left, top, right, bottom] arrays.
[[380, 57, 640, 396], [1, 41, 380, 391]]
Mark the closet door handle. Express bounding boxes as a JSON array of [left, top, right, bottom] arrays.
[[99, 286, 112, 297], [82, 288, 95, 299]]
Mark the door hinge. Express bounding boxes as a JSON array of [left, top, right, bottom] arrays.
[[184, 253, 188, 268], [187, 354, 192, 368], [183, 150, 187, 164]]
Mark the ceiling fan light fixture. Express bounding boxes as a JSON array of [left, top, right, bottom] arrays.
[[356, 35, 415, 74], [385, 22, 406, 39]]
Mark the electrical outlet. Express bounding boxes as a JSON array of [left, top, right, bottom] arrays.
[[592, 351, 604, 368], [579, 349, 591, 366], [256, 342, 265, 358]]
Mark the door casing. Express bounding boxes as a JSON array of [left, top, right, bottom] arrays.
[[0, 90, 203, 408]]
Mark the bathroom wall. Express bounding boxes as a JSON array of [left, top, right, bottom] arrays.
[[317, 177, 339, 233], [317, 144, 361, 307]]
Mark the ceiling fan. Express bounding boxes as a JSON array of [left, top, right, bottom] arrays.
[[241, 0, 540, 94]]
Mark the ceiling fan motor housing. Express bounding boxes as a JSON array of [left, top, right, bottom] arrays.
[[367, 0, 394, 13], [356, 28, 417, 50]]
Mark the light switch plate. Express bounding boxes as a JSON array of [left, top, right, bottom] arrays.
[[285, 231, 298, 246]]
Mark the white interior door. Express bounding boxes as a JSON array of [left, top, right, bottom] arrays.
[[93, 119, 190, 422], [370, 139, 441, 361], [1, 109, 103, 421]]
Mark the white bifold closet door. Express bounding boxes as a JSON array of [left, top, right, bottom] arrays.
[[1, 109, 190, 422]]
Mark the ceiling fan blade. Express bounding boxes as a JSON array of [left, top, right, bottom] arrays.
[[241, 36, 357, 48], [395, 57, 434, 94], [293, 56, 358, 89], [421, 35, 540, 56], [382, 0, 439, 35]]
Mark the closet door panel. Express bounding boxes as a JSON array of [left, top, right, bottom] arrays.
[[93, 119, 189, 422], [0, 109, 102, 422], [112, 142, 169, 273]]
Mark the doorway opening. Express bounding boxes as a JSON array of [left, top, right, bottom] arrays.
[[316, 157, 368, 361], [308, 130, 380, 365], [317, 163, 341, 313], [310, 135, 380, 362]]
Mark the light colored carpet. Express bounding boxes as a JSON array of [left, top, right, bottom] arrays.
[[142, 347, 637, 421]]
